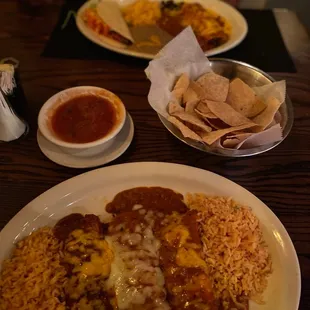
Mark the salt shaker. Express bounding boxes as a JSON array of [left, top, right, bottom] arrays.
[[0, 58, 29, 142]]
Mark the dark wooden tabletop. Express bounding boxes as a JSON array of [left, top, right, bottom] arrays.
[[0, 0, 309, 308]]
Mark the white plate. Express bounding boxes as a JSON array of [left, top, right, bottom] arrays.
[[37, 112, 134, 168], [0, 163, 300, 310], [76, 0, 248, 59]]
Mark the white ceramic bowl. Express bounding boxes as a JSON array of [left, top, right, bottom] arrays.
[[38, 86, 126, 157]]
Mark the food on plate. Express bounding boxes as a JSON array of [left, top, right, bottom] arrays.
[[136, 35, 162, 48], [161, 1, 231, 51], [106, 187, 272, 309], [0, 187, 272, 310], [82, 6, 133, 45], [106, 187, 219, 309], [51, 94, 118, 143], [105, 186, 188, 214], [167, 72, 284, 149], [54, 214, 114, 309], [105, 188, 178, 310], [155, 210, 219, 309], [0, 227, 66, 310], [123, 0, 231, 51], [84, 0, 231, 51], [186, 194, 272, 307], [122, 0, 162, 26]]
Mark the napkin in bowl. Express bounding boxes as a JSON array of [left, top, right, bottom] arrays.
[[145, 27, 286, 150]]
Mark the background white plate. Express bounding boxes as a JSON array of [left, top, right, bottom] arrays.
[[0, 162, 300, 310], [76, 0, 248, 59]]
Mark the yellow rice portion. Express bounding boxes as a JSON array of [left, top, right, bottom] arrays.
[[0, 227, 67, 310], [186, 194, 272, 307], [122, 0, 161, 26]]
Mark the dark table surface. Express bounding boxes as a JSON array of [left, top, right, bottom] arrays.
[[0, 1, 309, 308]]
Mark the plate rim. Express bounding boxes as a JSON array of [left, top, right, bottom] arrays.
[[0, 162, 301, 309], [76, 0, 248, 59]]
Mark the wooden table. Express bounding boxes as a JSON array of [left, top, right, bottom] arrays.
[[0, 1, 309, 308]]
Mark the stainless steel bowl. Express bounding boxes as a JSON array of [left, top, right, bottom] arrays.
[[158, 58, 294, 157]]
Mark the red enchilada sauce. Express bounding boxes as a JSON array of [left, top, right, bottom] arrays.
[[51, 94, 116, 143], [106, 186, 187, 214]]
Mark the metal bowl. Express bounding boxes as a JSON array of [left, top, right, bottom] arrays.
[[158, 58, 294, 157]]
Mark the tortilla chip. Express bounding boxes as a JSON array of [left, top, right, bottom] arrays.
[[222, 138, 240, 148], [200, 123, 255, 145], [252, 80, 286, 104], [174, 73, 190, 90], [204, 118, 229, 130], [190, 81, 206, 98], [196, 72, 229, 102], [196, 100, 212, 114], [205, 100, 253, 127], [183, 81, 206, 104], [247, 96, 267, 118], [227, 78, 257, 117], [226, 132, 253, 140], [195, 109, 217, 119], [172, 73, 190, 102], [168, 116, 202, 142], [185, 100, 198, 113], [173, 111, 212, 133], [252, 96, 282, 132], [183, 85, 198, 103], [171, 90, 182, 104], [168, 102, 184, 115], [195, 101, 217, 119]]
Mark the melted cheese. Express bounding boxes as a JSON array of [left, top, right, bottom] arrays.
[[164, 225, 189, 247], [106, 210, 170, 310], [63, 229, 114, 303], [75, 253, 112, 277], [176, 247, 207, 269], [65, 230, 113, 278]]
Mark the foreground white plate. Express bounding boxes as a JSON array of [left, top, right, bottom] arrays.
[[0, 163, 300, 310], [76, 0, 248, 59]]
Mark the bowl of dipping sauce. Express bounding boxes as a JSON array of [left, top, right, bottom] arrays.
[[38, 86, 126, 156]]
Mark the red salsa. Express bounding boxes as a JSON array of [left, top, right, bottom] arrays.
[[51, 94, 117, 143]]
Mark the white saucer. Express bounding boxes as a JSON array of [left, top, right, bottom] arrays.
[[37, 113, 134, 168]]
